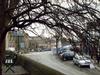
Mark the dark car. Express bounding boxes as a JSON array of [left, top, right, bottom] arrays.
[[59, 50, 74, 60], [57, 48, 64, 54], [43, 48, 51, 51], [57, 48, 66, 55]]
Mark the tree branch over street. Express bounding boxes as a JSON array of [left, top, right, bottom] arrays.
[[0, 0, 100, 74]]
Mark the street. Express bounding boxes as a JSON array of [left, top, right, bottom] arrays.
[[24, 51, 100, 75]]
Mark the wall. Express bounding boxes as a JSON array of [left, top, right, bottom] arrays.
[[17, 54, 64, 75]]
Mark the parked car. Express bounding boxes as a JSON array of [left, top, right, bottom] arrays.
[[43, 48, 51, 51], [58, 48, 66, 54], [59, 50, 74, 60], [73, 54, 92, 67], [52, 47, 66, 55], [7, 47, 15, 51]]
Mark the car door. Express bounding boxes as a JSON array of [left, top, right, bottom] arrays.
[[73, 55, 78, 64]]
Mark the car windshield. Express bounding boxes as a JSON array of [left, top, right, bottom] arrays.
[[78, 56, 88, 60]]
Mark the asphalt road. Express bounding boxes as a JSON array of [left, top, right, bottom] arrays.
[[24, 51, 100, 75]]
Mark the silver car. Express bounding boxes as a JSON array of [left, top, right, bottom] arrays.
[[73, 54, 91, 67]]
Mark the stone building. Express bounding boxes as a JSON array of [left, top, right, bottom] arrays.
[[6, 30, 30, 53]]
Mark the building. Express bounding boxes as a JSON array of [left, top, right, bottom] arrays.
[[29, 36, 56, 51], [23, 32, 30, 52], [6, 31, 16, 51], [6, 29, 30, 53]]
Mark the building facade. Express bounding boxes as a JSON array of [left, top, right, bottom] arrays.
[[6, 30, 30, 53]]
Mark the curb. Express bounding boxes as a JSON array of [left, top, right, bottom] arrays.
[[95, 66, 100, 71]]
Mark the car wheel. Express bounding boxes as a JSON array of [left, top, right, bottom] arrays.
[[63, 57, 66, 61], [73, 61, 76, 65], [78, 64, 81, 67]]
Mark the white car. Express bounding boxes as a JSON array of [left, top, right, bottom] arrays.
[[73, 54, 91, 67]]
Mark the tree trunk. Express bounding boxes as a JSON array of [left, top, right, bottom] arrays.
[[56, 37, 59, 54], [0, 36, 6, 75], [0, 0, 20, 74], [0, 0, 6, 75]]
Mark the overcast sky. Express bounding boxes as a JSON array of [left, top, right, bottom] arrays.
[[26, 0, 100, 37], [25, 23, 55, 37]]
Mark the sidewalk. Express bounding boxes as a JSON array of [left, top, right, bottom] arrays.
[[95, 64, 100, 71], [91, 60, 100, 71], [84, 54, 100, 71], [2, 65, 29, 75]]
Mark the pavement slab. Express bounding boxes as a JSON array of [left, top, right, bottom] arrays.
[[2, 65, 29, 75]]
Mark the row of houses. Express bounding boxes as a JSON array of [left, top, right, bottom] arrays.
[[5, 29, 56, 53]]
